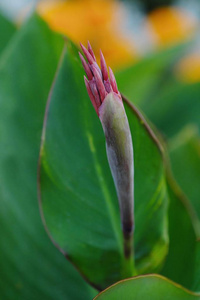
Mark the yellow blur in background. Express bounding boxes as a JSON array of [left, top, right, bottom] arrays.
[[147, 6, 196, 47], [38, 0, 137, 69], [37, 0, 199, 81], [175, 52, 200, 83]]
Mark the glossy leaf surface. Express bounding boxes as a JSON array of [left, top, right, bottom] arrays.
[[0, 15, 96, 299], [39, 41, 168, 289], [94, 275, 200, 300]]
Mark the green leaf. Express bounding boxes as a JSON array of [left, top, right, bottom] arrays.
[[94, 275, 200, 300], [146, 82, 200, 138], [161, 176, 197, 289], [0, 14, 96, 299], [169, 126, 200, 225], [0, 12, 16, 54], [39, 40, 169, 290]]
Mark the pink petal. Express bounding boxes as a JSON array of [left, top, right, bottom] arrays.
[[87, 41, 96, 61], [90, 62, 102, 78], [104, 79, 112, 93], [91, 65, 106, 102], [109, 67, 118, 93], [80, 43, 94, 65], [84, 76, 99, 115], [79, 52, 93, 80], [100, 50, 108, 81], [89, 79, 101, 108]]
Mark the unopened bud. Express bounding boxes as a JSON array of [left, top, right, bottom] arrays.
[[79, 42, 134, 259], [99, 93, 134, 243]]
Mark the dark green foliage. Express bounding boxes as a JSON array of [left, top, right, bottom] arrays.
[[0, 15, 96, 300]]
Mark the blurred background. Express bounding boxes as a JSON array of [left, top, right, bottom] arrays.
[[0, 0, 200, 76]]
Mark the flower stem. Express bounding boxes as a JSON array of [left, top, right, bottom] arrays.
[[122, 212, 136, 276], [123, 232, 136, 277]]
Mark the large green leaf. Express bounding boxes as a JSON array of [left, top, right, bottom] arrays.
[[0, 14, 96, 299], [94, 275, 200, 300], [169, 126, 200, 223], [0, 12, 16, 54], [39, 40, 169, 290]]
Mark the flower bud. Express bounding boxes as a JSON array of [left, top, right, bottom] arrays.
[[99, 93, 134, 244], [79, 42, 134, 258]]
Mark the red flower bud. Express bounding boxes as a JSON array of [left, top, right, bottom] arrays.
[[79, 42, 121, 116]]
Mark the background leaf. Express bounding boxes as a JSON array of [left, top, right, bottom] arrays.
[[94, 275, 200, 300], [146, 82, 200, 138], [0, 14, 96, 300], [116, 43, 188, 107], [169, 126, 200, 226], [160, 176, 197, 289], [39, 40, 169, 290], [0, 11, 16, 54]]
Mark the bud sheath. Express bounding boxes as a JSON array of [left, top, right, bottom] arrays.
[[99, 93, 134, 258]]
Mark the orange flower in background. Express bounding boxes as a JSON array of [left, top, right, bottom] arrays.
[[175, 52, 200, 84], [147, 6, 197, 47], [38, 0, 137, 69]]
